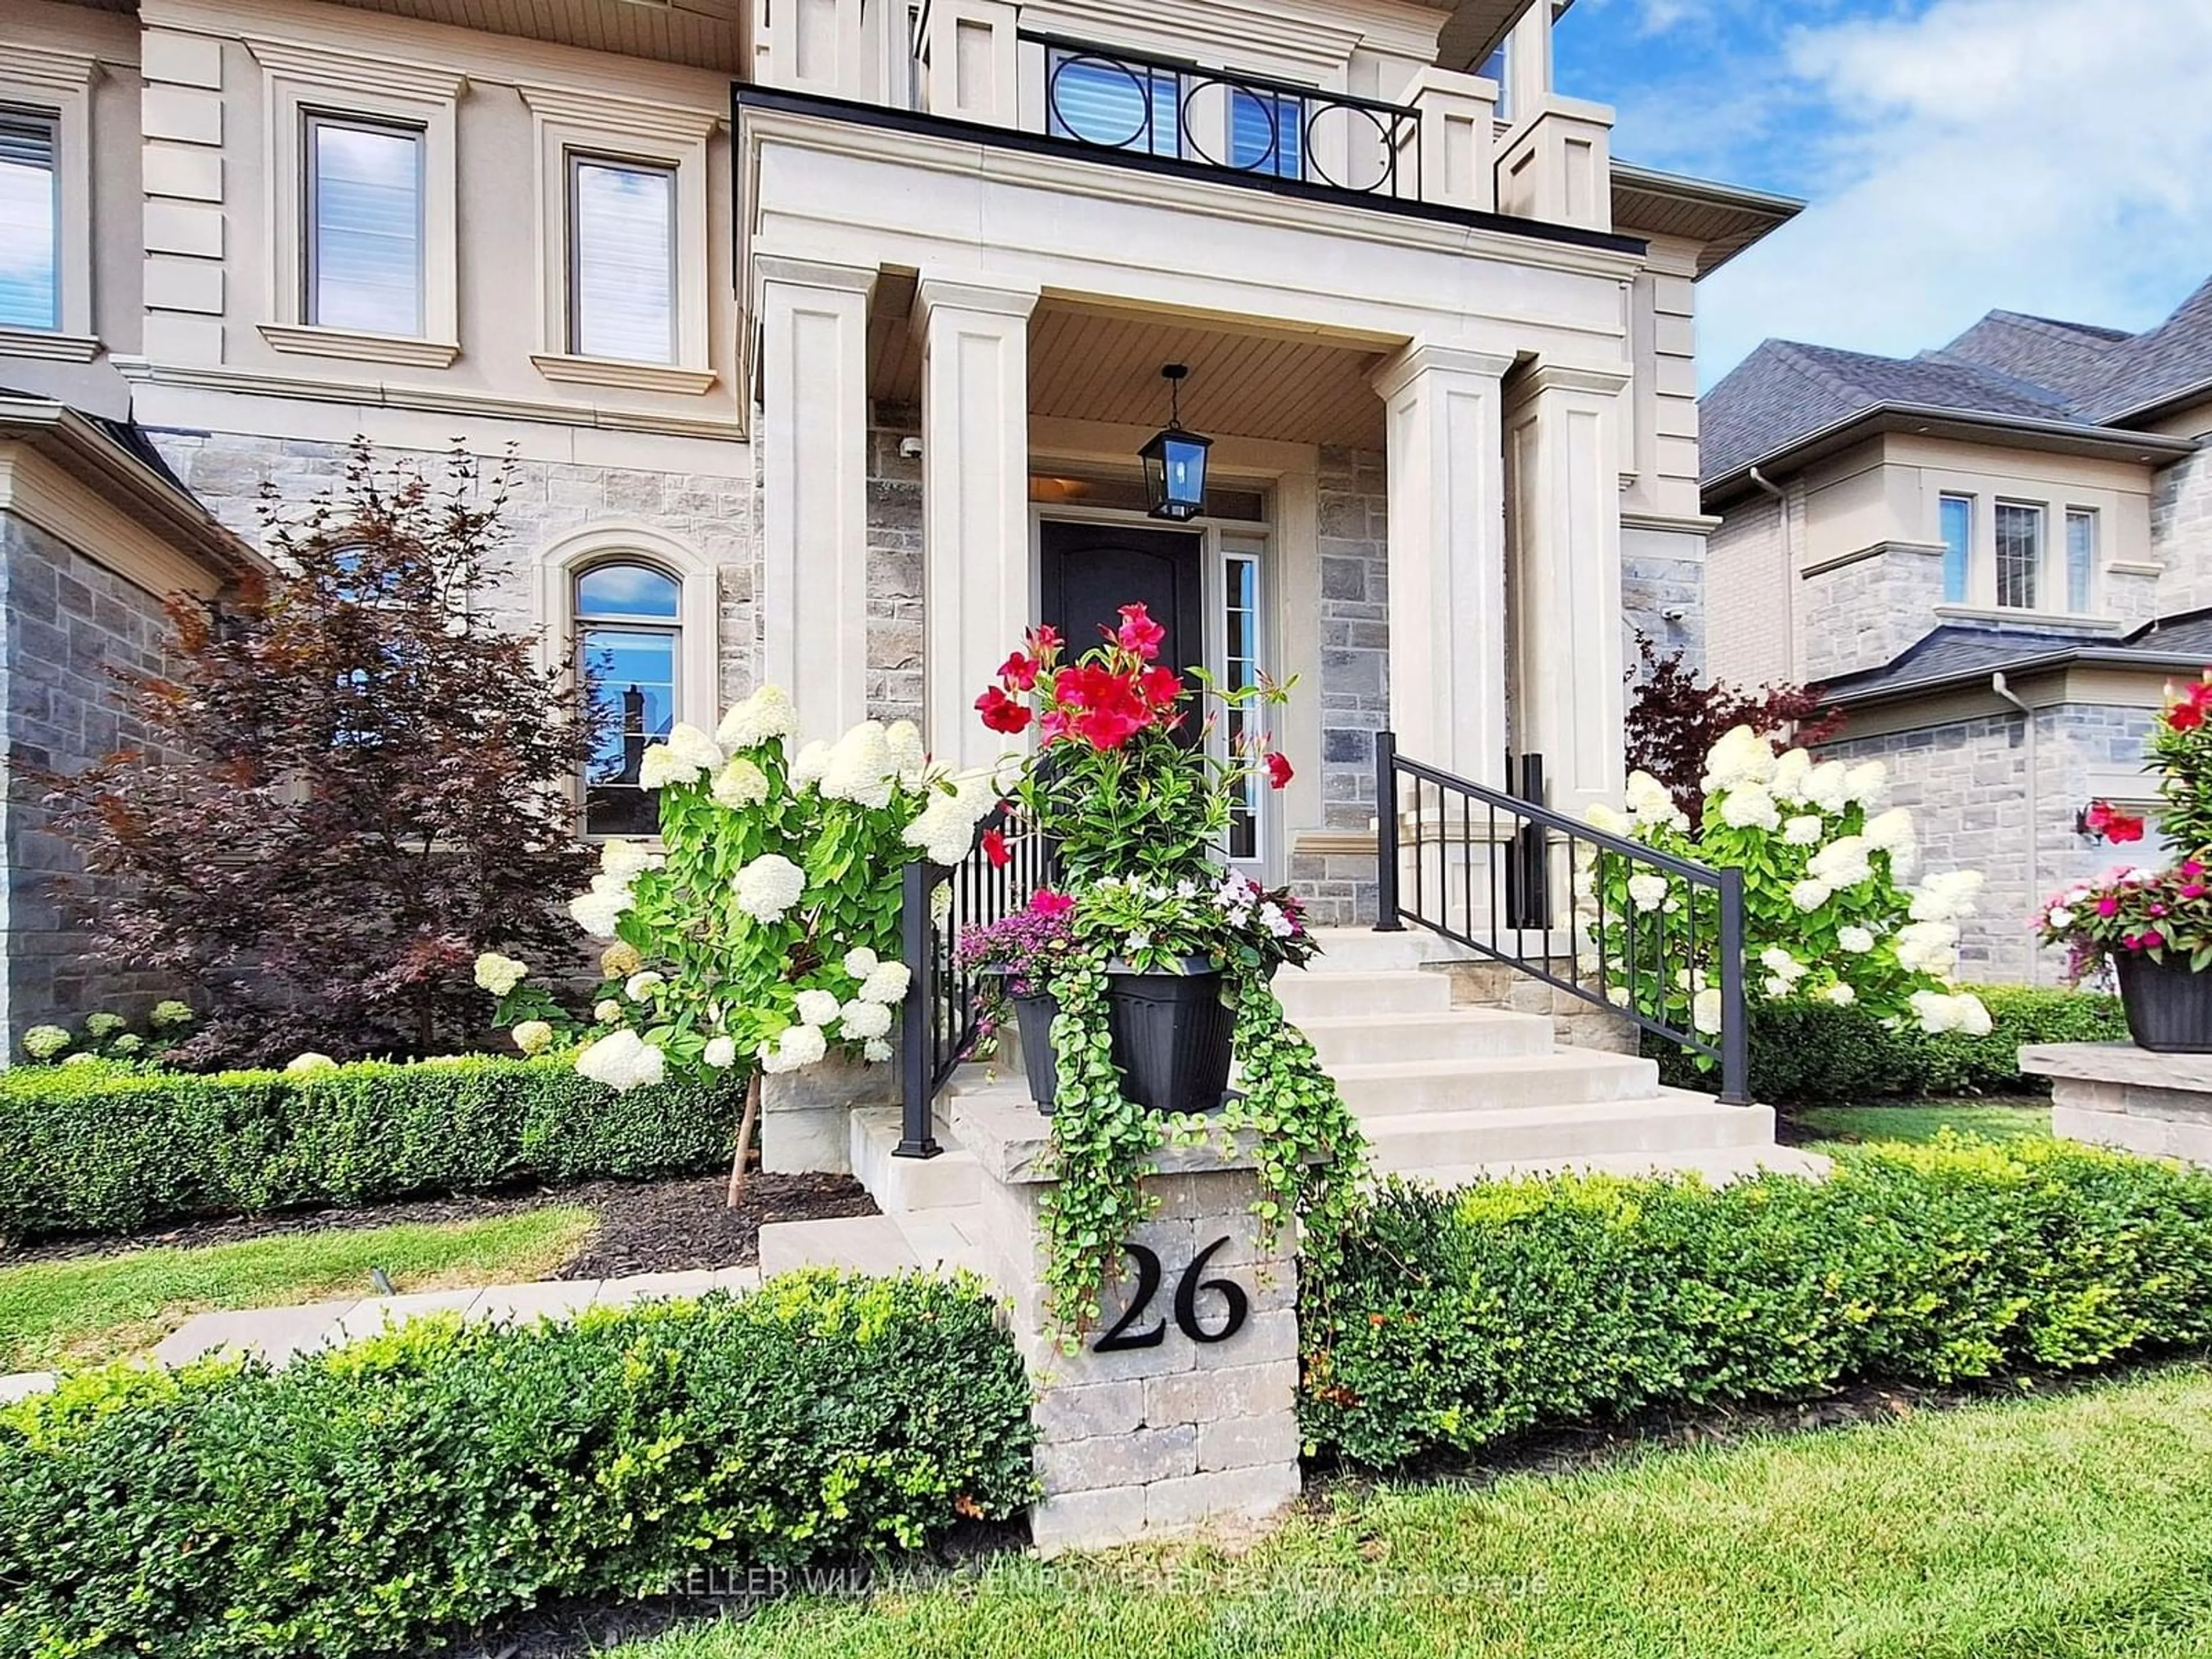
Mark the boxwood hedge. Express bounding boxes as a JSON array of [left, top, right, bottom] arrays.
[[0, 1272, 1036, 1659], [0, 1056, 740, 1244], [1304, 1137, 2212, 1468]]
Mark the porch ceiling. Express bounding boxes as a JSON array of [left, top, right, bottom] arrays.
[[870, 278, 1393, 449], [282, 0, 743, 70]]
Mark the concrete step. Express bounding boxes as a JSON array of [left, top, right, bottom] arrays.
[[1415, 1141, 1832, 1188], [1272, 967, 1456, 1018], [1298, 928, 1475, 973], [1362, 1098, 1779, 1174], [889, 1205, 990, 1277], [1331, 1050, 1661, 1116], [1298, 1008, 1553, 1067], [757, 1214, 921, 1278], [851, 1107, 982, 1214]]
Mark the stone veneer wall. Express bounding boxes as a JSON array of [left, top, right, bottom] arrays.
[[145, 432, 764, 712], [2154, 440, 2212, 618], [1293, 446, 1390, 927], [1621, 524, 1706, 673], [865, 407, 925, 725], [1821, 703, 2155, 987], [0, 512, 179, 1045], [1800, 546, 1946, 681]]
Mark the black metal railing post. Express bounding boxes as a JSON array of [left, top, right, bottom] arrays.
[[1373, 729, 1403, 931], [895, 857, 942, 1159], [1717, 865, 1751, 1107], [1505, 752, 1552, 932]]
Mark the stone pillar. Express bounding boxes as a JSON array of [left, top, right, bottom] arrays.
[[1402, 67, 1499, 211], [1370, 343, 1514, 789], [916, 0, 1021, 126], [915, 274, 1039, 774], [1505, 362, 1631, 821], [955, 1096, 1304, 1555], [2025, 1043, 2212, 1164], [756, 255, 875, 739]]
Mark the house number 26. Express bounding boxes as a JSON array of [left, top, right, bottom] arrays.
[[1092, 1237, 1250, 1352]]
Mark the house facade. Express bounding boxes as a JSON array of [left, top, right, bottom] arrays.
[[1, 0, 1797, 1046], [1703, 281, 2212, 984]]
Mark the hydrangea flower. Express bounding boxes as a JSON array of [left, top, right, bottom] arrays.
[[1585, 802, 1631, 836], [111, 1033, 145, 1056], [1825, 983, 1858, 1006], [625, 971, 666, 1002], [1624, 771, 1676, 819], [1839, 926, 1876, 953], [84, 1012, 128, 1040], [1718, 785, 1781, 832], [570, 871, 638, 939], [715, 684, 799, 751], [1910, 988, 1991, 1036], [1895, 921, 1960, 976], [885, 721, 929, 786], [1791, 878, 1833, 913], [795, 989, 842, 1027], [594, 999, 623, 1024], [843, 946, 880, 980], [1702, 726, 1778, 795], [863, 1037, 895, 1065], [1783, 815, 1824, 847], [711, 757, 771, 811], [1760, 946, 1808, 983], [600, 941, 643, 978], [903, 772, 998, 866], [1628, 873, 1669, 912], [1771, 748, 1813, 802], [1691, 988, 1724, 1034], [1863, 808, 1916, 854], [861, 961, 912, 1005], [1807, 836, 1873, 891], [512, 1020, 554, 1056], [789, 740, 834, 790], [733, 853, 807, 924], [840, 999, 893, 1041], [703, 1036, 738, 1069], [638, 724, 724, 790], [821, 722, 898, 809], [575, 1028, 666, 1092], [22, 1024, 70, 1060], [759, 1022, 828, 1075], [285, 1052, 338, 1075], [149, 999, 195, 1031], [474, 952, 529, 998], [599, 840, 662, 881], [1804, 762, 1851, 814], [1843, 760, 1889, 807]]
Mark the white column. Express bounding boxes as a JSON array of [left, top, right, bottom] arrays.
[[914, 274, 1040, 773], [1370, 342, 1514, 789], [756, 255, 875, 738], [1505, 362, 1631, 819]]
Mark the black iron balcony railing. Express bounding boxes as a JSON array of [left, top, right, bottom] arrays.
[[1017, 31, 1422, 200], [1374, 733, 1751, 1107]]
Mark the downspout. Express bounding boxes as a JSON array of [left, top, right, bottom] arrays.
[[1992, 672, 2040, 978]]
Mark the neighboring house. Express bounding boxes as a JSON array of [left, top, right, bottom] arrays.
[[1703, 278, 2212, 984], [0, 0, 1797, 1047]]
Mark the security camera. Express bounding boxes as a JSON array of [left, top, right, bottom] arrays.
[[899, 436, 924, 460]]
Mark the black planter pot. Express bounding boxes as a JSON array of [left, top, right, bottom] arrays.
[[1010, 993, 1061, 1113], [1104, 957, 1234, 1116], [1003, 959, 1234, 1116], [2116, 953, 2212, 1054]]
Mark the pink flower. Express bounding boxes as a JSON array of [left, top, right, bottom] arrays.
[[1031, 889, 1075, 919], [2098, 896, 2122, 918]]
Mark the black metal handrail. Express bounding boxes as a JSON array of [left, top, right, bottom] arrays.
[[895, 802, 1055, 1158], [1017, 30, 1420, 199], [1374, 732, 1751, 1106]]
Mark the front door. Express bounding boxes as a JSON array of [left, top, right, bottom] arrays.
[[1039, 520, 1206, 692]]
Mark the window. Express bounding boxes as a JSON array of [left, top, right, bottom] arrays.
[[2066, 509, 2097, 613], [1046, 49, 1179, 156], [1939, 494, 1972, 604], [305, 114, 425, 336], [1479, 41, 1511, 121], [567, 156, 676, 363], [1229, 87, 1303, 179], [0, 109, 57, 331], [1994, 502, 2043, 611], [577, 562, 681, 836], [1224, 548, 1263, 862]]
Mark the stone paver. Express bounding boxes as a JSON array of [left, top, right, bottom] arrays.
[[0, 1371, 56, 1404], [330, 1289, 493, 1345], [154, 1298, 357, 1367], [469, 1280, 604, 1325]]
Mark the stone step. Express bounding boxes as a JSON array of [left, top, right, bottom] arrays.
[[1297, 1008, 1553, 1067], [756, 1214, 921, 1278], [1272, 967, 1456, 1018], [1331, 1050, 1661, 1116], [1361, 1098, 1779, 1173], [889, 1205, 990, 1277], [1297, 928, 1475, 974], [1410, 1141, 1831, 1188], [851, 1107, 982, 1214]]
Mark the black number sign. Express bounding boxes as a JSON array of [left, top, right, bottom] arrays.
[[1092, 1237, 1251, 1353]]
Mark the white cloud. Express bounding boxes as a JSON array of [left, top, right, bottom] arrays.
[[1698, 0, 2212, 384]]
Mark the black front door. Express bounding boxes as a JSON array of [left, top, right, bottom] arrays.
[[1039, 520, 1206, 688]]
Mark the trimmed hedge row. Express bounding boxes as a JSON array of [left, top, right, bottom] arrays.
[[1654, 983, 2130, 1105], [0, 1273, 1036, 1659], [0, 1056, 740, 1244], [1302, 1137, 2212, 1468]]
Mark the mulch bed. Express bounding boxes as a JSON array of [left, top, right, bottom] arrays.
[[2, 1173, 878, 1275]]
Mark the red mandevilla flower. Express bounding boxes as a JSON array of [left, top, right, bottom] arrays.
[[1266, 751, 1294, 790], [998, 652, 1040, 692], [981, 828, 1010, 869], [1115, 603, 1167, 661], [1139, 666, 1183, 709], [975, 685, 1032, 734], [2083, 800, 2147, 843], [1031, 889, 1075, 918]]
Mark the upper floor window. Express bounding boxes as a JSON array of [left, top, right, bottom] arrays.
[[1939, 494, 1972, 604], [1994, 501, 2044, 611], [0, 108, 58, 331], [305, 113, 426, 336], [2066, 509, 2098, 613], [1479, 42, 1511, 122], [568, 154, 676, 363], [577, 560, 682, 837], [1229, 87, 1304, 179], [1046, 48, 1179, 156]]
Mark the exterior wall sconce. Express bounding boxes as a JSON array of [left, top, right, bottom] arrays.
[[1141, 364, 1212, 522]]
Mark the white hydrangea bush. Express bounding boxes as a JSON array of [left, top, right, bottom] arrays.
[[488, 684, 998, 1093], [1580, 725, 1991, 1044]]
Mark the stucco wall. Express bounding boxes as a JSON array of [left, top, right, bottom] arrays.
[[1821, 702, 2156, 987], [0, 510, 179, 1045]]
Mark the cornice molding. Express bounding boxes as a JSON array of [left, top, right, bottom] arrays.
[[3, 43, 101, 93], [518, 82, 721, 143], [244, 35, 468, 101]]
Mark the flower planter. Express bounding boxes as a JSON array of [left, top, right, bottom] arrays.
[[2116, 953, 2212, 1054], [1006, 959, 1233, 1116]]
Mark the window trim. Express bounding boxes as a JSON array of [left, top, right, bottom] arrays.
[[520, 84, 718, 396], [248, 37, 462, 366], [0, 47, 98, 358], [537, 524, 718, 836]]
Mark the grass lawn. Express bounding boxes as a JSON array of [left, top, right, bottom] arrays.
[[618, 1362, 2212, 1659], [0, 1207, 593, 1372], [1791, 1098, 2054, 1146]]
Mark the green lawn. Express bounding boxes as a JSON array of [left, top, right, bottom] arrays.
[[620, 1363, 2212, 1659], [0, 1207, 593, 1371], [1792, 1099, 2054, 1146]]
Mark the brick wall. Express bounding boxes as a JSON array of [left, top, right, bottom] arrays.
[[0, 512, 179, 1045], [1703, 493, 1790, 687]]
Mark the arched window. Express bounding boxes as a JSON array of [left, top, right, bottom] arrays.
[[575, 559, 682, 836]]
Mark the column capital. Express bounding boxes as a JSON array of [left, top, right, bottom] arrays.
[[1508, 360, 1633, 406], [1369, 340, 1516, 403], [911, 271, 1043, 332], [751, 252, 878, 298]]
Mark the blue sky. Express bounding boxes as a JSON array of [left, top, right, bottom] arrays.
[[1553, 0, 2212, 387]]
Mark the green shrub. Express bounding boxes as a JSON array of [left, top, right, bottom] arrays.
[[0, 1272, 1036, 1658], [1303, 1138, 2212, 1468], [1653, 983, 2128, 1105], [0, 1055, 740, 1244]]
